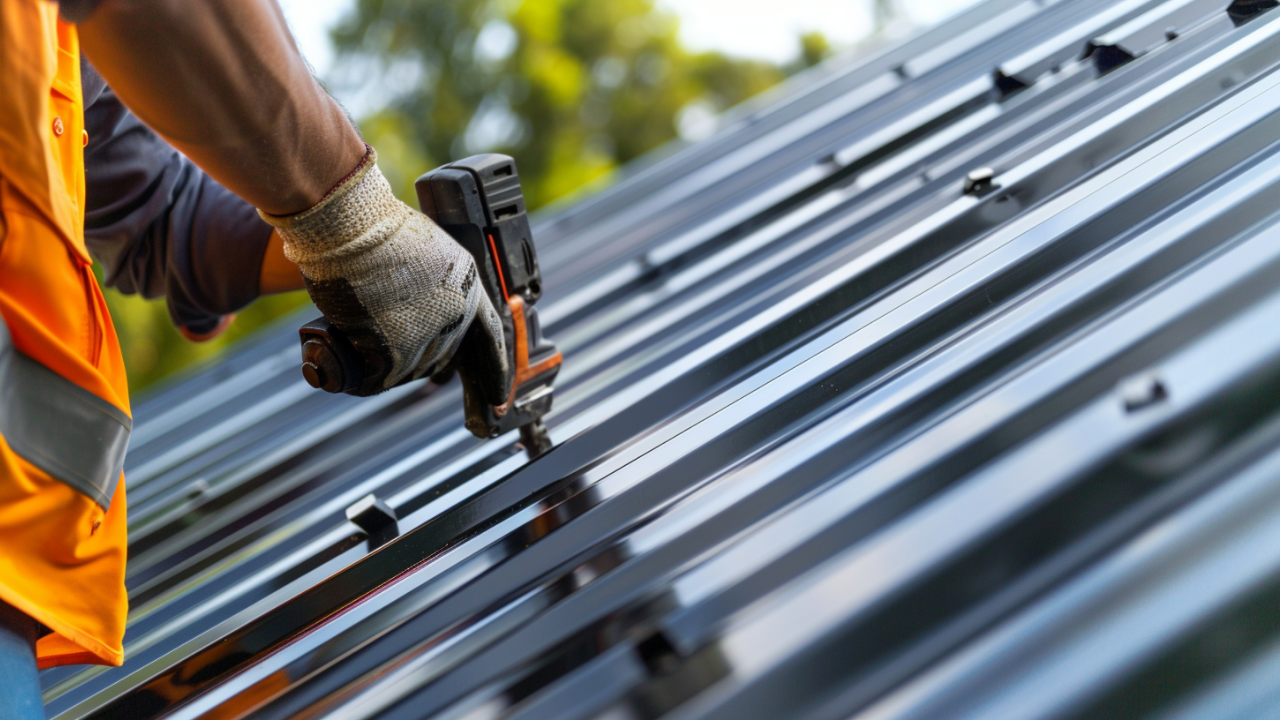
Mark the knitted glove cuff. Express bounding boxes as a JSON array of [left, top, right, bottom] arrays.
[[258, 146, 408, 269]]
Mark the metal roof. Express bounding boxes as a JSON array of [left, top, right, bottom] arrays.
[[42, 0, 1280, 717]]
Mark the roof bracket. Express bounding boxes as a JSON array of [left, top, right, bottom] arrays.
[[1228, 0, 1280, 26], [345, 494, 400, 550], [636, 630, 682, 676], [993, 69, 1030, 99], [1087, 42, 1137, 75], [1119, 373, 1170, 413], [963, 167, 1000, 196]]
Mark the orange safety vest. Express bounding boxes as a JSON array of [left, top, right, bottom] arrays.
[[0, 3, 130, 668]]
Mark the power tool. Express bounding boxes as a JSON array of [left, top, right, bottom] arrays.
[[296, 155, 563, 459]]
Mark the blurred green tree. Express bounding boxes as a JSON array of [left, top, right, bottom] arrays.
[[107, 0, 839, 392], [793, 31, 834, 73], [329, 0, 804, 207]]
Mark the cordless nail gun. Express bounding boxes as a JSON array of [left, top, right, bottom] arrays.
[[296, 155, 563, 459]]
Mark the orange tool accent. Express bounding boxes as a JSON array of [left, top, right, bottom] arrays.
[[487, 233, 511, 302], [493, 294, 563, 418]]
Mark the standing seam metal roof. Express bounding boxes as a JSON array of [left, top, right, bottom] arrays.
[[41, 0, 1280, 718]]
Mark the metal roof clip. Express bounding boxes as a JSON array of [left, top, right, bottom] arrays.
[[963, 167, 999, 196], [1087, 41, 1137, 75], [346, 494, 400, 550], [1229, 0, 1280, 25], [1118, 373, 1170, 413]]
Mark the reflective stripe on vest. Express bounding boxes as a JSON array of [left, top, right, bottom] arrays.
[[0, 317, 130, 509]]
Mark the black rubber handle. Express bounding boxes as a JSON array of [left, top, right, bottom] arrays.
[[299, 319, 364, 394]]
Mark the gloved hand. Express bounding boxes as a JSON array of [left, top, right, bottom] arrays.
[[259, 147, 509, 399]]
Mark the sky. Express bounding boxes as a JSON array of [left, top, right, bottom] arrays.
[[280, 0, 984, 79], [657, 0, 981, 62]]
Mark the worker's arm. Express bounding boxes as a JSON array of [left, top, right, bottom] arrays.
[[67, 0, 509, 397], [81, 63, 303, 342], [69, 0, 364, 216]]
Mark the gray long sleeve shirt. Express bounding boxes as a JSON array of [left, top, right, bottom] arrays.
[[80, 60, 274, 333]]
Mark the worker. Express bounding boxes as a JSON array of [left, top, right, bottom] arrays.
[[0, 2, 510, 717]]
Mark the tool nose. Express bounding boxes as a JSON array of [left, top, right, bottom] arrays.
[[301, 338, 345, 393]]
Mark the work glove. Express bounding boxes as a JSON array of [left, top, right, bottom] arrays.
[[259, 147, 509, 400]]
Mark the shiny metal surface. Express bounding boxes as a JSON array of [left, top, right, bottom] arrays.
[[41, 0, 1280, 717]]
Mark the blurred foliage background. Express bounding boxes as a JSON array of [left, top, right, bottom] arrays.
[[107, 0, 904, 393]]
